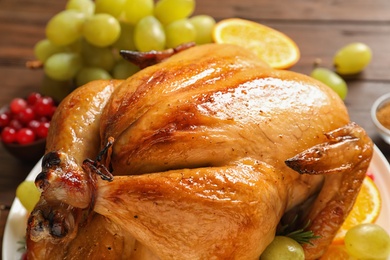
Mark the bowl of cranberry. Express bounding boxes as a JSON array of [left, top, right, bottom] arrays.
[[0, 92, 56, 162]]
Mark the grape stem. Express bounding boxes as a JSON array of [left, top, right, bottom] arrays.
[[120, 42, 196, 69]]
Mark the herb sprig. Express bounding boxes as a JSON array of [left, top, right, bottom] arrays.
[[277, 215, 320, 245]]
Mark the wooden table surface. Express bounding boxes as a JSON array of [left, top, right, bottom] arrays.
[[1, 0, 390, 258]]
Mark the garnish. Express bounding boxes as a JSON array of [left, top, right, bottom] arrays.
[[277, 215, 320, 245], [17, 237, 26, 253]]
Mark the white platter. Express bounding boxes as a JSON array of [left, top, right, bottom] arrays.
[[3, 146, 390, 260], [2, 158, 41, 260]]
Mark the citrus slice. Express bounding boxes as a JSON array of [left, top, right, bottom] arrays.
[[212, 18, 300, 69], [320, 245, 354, 260], [333, 176, 382, 244]]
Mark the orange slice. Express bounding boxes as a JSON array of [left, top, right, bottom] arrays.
[[320, 245, 354, 260], [332, 176, 382, 244], [212, 18, 300, 69]]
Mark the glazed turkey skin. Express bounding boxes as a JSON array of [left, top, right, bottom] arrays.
[[102, 43, 349, 177], [27, 43, 373, 260]]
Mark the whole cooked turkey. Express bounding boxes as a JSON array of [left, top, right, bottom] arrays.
[[26, 44, 373, 259]]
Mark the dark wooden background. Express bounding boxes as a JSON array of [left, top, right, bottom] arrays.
[[1, 0, 390, 257]]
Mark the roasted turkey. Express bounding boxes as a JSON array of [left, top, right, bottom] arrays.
[[26, 43, 373, 259]]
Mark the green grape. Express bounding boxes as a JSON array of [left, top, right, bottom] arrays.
[[44, 52, 82, 81], [94, 0, 126, 18], [123, 0, 154, 25], [189, 15, 216, 44], [46, 10, 85, 46], [113, 22, 136, 51], [154, 0, 195, 25], [165, 19, 196, 48], [334, 42, 372, 75], [310, 67, 348, 100], [81, 41, 115, 71], [83, 13, 121, 47], [345, 223, 390, 259], [34, 39, 67, 62], [67, 37, 83, 53], [66, 0, 95, 17], [260, 236, 305, 260], [75, 67, 112, 86], [16, 181, 41, 212], [41, 75, 75, 102], [112, 59, 140, 79], [134, 16, 166, 51]]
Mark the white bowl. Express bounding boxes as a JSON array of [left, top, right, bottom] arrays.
[[371, 92, 390, 145]]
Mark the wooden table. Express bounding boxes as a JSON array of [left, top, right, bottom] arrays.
[[1, 0, 390, 258]]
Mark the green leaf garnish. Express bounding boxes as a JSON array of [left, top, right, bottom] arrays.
[[277, 215, 320, 245]]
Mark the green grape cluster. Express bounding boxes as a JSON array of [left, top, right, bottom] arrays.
[[34, 0, 216, 99]]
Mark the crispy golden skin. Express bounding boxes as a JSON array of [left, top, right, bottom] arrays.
[[26, 44, 373, 260]]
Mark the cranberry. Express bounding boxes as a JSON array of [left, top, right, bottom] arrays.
[[1, 93, 56, 146], [16, 107, 35, 124], [27, 92, 42, 106], [0, 113, 11, 128], [50, 105, 57, 118], [1, 127, 17, 144], [28, 119, 40, 131], [36, 116, 49, 123], [36, 122, 50, 139], [34, 97, 55, 117], [16, 128, 36, 145], [366, 171, 375, 181], [10, 98, 27, 114], [9, 119, 23, 130]]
